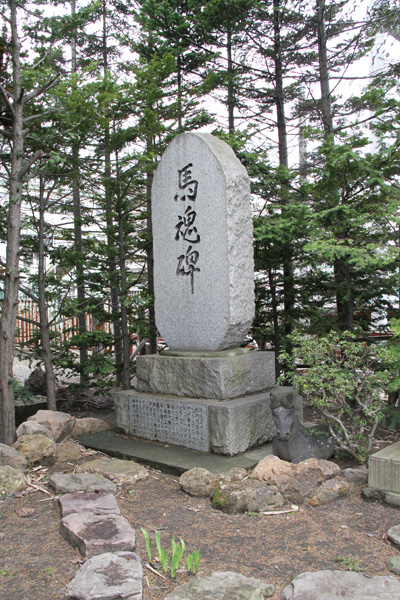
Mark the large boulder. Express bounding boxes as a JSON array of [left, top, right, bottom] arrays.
[[164, 571, 274, 600], [27, 410, 75, 443], [13, 434, 56, 465], [252, 456, 340, 504], [281, 570, 400, 599], [0, 442, 27, 471], [72, 417, 111, 438], [0, 465, 26, 493], [211, 479, 284, 514], [65, 552, 142, 600], [16, 420, 54, 441]]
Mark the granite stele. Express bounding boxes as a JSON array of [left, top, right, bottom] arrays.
[[115, 132, 278, 455]]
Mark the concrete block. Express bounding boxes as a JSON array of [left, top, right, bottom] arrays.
[[368, 441, 400, 493], [135, 350, 275, 399]]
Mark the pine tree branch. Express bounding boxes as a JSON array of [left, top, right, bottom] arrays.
[[23, 75, 59, 103]]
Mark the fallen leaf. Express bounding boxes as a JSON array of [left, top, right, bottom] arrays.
[[15, 508, 34, 518]]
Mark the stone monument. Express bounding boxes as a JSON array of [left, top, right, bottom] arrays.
[[115, 132, 277, 455]]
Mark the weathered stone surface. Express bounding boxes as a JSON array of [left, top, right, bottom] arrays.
[[342, 467, 368, 484], [76, 457, 148, 484], [16, 420, 54, 441], [55, 441, 83, 464], [164, 571, 274, 600], [252, 456, 340, 504], [72, 417, 110, 438], [208, 392, 276, 455], [368, 440, 400, 494], [25, 368, 47, 395], [0, 465, 26, 493], [308, 477, 350, 506], [281, 570, 400, 599], [0, 442, 27, 471], [28, 410, 75, 443], [212, 479, 283, 514], [65, 552, 143, 600], [60, 512, 136, 557], [272, 406, 335, 463], [387, 524, 400, 548], [115, 390, 275, 455], [15, 396, 48, 425], [388, 556, 400, 576], [179, 467, 220, 497], [270, 387, 303, 416], [152, 132, 254, 352], [135, 351, 275, 399], [59, 492, 121, 518], [362, 486, 400, 507], [49, 472, 117, 495], [13, 434, 56, 465]]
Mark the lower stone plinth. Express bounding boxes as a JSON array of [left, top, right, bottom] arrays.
[[368, 441, 400, 494], [114, 390, 276, 455], [135, 349, 275, 400]]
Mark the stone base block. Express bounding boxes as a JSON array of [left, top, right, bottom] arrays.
[[135, 349, 275, 400], [114, 390, 276, 456], [368, 441, 400, 494]]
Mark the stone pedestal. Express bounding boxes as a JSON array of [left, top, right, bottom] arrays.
[[115, 349, 276, 456]]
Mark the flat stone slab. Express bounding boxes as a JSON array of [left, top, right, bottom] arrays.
[[49, 472, 117, 495], [65, 552, 142, 600], [115, 390, 275, 455], [281, 570, 400, 599], [78, 429, 273, 475], [58, 492, 121, 518], [76, 457, 148, 484], [60, 512, 136, 558], [164, 571, 274, 599], [152, 132, 254, 351], [368, 440, 400, 493], [135, 350, 275, 399]]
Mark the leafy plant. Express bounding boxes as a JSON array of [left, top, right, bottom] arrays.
[[280, 330, 394, 462], [13, 379, 33, 404], [333, 555, 361, 572], [140, 529, 199, 578], [186, 550, 200, 575]]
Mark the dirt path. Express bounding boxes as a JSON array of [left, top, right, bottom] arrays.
[[1, 463, 399, 600]]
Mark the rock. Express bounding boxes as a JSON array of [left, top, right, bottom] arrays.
[[281, 570, 400, 599], [13, 434, 56, 465], [0, 442, 27, 471], [387, 524, 400, 548], [25, 368, 47, 395], [179, 467, 220, 497], [27, 410, 75, 443], [60, 512, 136, 558], [49, 472, 117, 495], [65, 552, 142, 600], [252, 456, 340, 504], [152, 132, 254, 352], [0, 465, 26, 493], [72, 417, 110, 438], [308, 477, 350, 506], [75, 457, 147, 485], [212, 479, 284, 514], [272, 406, 335, 463], [59, 492, 121, 518], [55, 441, 83, 463], [16, 420, 54, 441], [164, 571, 274, 600], [388, 556, 400, 575], [219, 467, 249, 485], [362, 487, 400, 507], [342, 467, 368, 484]]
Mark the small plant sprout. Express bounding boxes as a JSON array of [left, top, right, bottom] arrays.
[[186, 550, 200, 575], [155, 530, 169, 573], [140, 528, 152, 563], [170, 537, 185, 578]]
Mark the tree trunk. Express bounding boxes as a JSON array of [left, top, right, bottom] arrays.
[[0, 0, 23, 444], [37, 176, 57, 410], [71, 0, 88, 385], [316, 0, 353, 331]]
